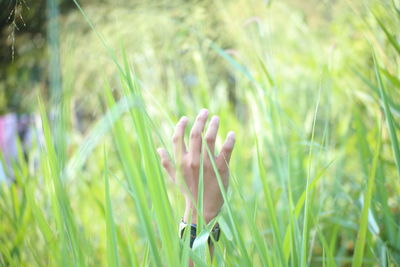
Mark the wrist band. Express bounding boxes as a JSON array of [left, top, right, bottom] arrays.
[[179, 221, 197, 248], [179, 220, 221, 248]]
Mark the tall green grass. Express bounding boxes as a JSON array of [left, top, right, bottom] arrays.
[[0, 0, 399, 266]]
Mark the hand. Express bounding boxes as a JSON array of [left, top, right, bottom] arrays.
[[157, 109, 235, 224]]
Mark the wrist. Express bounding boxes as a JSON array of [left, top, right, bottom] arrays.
[[183, 204, 197, 224], [184, 201, 219, 224]]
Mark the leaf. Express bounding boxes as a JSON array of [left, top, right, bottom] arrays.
[[352, 123, 382, 267]]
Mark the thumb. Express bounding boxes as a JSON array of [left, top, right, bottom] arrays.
[[157, 148, 176, 182]]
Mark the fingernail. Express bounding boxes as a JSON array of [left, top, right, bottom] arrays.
[[200, 109, 209, 116], [180, 116, 188, 123], [212, 115, 219, 123], [228, 131, 235, 139]]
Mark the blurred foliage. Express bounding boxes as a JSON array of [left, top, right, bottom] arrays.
[[0, 0, 80, 114], [0, 0, 399, 265], [2, 0, 392, 116]]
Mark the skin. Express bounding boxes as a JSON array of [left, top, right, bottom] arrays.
[[157, 109, 235, 224]]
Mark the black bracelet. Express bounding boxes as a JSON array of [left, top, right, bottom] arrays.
[[209, 223, 221, 246], [179, 222, 197, 248], [179, 221, 221, 248]]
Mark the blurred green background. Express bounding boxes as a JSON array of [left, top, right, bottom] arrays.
[[0, 0, 399, 266]]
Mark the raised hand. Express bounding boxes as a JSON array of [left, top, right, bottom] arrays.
[[157, 109, 235, 223]]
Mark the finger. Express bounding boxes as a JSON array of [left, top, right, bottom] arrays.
[[189, 109, 209, 167], [204, 116, 219, 156], [172, 116, 189, 160], [217, 131, 235, 170], [157, 148, 176, 182]]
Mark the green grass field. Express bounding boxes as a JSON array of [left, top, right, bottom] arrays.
[[0, 0, 399, 266]]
